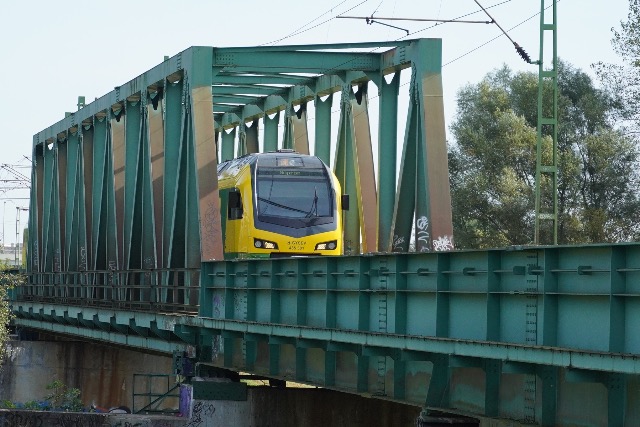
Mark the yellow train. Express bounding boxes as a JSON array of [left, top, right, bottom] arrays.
[[217, 150, 348, 259]]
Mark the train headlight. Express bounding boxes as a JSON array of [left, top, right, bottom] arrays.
[[254, 238, 278, 250], [315, 240, 337, 251]]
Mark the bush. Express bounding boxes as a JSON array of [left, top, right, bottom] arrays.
[[1, 380, 84, 412], [45, 380, 83, 412]]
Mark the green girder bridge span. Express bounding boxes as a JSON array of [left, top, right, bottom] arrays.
[[10, 40, 639, 426]]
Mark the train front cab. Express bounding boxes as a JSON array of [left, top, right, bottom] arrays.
[[218, 152, 349, 259]]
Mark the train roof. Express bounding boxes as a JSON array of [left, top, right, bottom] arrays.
[[217, 150, 326, 176]]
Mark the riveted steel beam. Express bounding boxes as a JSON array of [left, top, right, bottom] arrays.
[[213, 51, 380, 73]]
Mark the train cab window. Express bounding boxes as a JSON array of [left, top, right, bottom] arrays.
[[256, 168, 332, 220]]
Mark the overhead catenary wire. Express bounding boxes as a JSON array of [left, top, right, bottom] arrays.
[[259, 0, 544, 130], [260, 0, 371, 46], [338, 15, 493, 24], [473, 0, 533, 63], [1, 165, 30, 182], [442, 5, 547, 67], [296, 1, 555, 137], [400, 0, 513, 36]]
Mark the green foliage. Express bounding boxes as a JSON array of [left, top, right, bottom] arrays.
[[0, 380, 83, 412], [450, 61, 640, 248], [44, 379, 83, 412], [0, 400, 16, 409], [0, 260, 24, 368], [23, 400, 49, 411], [593, 0, 640, 127]]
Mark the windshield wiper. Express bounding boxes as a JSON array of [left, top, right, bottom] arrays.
[[257, 197, 309, 215], [305, 188, 318, 218]]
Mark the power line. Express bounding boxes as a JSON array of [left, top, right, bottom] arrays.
[[442, 6, 547, 67], [1, 165, 29, 182], [303, 1, 541, 115], [407, 0, 514, 36], [473, 0, 533, 63], [260, 0, 370, 46], [338, 15, 493, 24]]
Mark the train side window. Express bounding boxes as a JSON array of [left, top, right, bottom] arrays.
[[228, 189, 243, 220]]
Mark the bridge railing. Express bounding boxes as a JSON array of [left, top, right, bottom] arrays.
[[17, 268, 199, 314]]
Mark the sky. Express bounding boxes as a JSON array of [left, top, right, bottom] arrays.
[[0, 0, 631, 244]]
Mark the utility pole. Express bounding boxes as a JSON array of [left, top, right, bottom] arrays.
[[15, 206, 28, 267], [2, 201, 5, 254], [534, 0, 558, 245]]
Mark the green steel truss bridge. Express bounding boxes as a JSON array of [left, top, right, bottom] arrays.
[[10, 40, 640, 426]]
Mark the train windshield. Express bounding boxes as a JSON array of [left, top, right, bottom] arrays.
[[256, 168, 333, 220]]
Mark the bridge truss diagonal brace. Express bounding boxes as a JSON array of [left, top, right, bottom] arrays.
[[390, 39, 453, 253], [334, 83, 378, 255]]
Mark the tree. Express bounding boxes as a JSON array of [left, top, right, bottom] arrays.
[[0, 261, 23, 368], [593, 0, 640, 129], [449, 62, 640, 248]]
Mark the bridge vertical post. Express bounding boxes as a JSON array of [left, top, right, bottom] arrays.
[[351, 85, 377, 254], [224, 261, 235, 368], [123, 97, 143, 274], [539, 366, 558, 426], [269, 259, 282, 376], [41, 137, 59, 277], [390, 86, 416, 253], [188, 46, 223, 262], [283, 103, 310, 154], [127, 92, 157, 303], [314, 94, 332, 165], [334, 82, 377, 254], [78, 127, 95, 298], [63, 131, 80, 293], [63, 132, 77, 273], [484, 359, 501, 417], [356, 256, 371, 394], [417, 38, 453, 252], [486, 251, 501, 341], [112, 106, 126, 274], [392, 255, 407, 400], [608, 373, 627, 426], [263, 111, 280, 152], [148, 93, 165, 301], [295, 258, 308, 382], [104, 114, 119, 295], [377, 72, 400, 252], [540, 248, 557, 347], [335, 86, 359, 255], [435, 252, 450, 337], [81, 127, 93, 282], [245, 119, 260, 154], [162, 79, 182, 265], [57, 135, 68, 279], [28, 143, 44, 279], [282, 105, 294, 150], [221, 128, 236, 162], [609, 246, 626, 353], [237, 123, 247, 157], [97, 110, 118, 292], [245, 261, 257, 371], [324, 257, 337, 387], [161, 77, 182, 304]]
